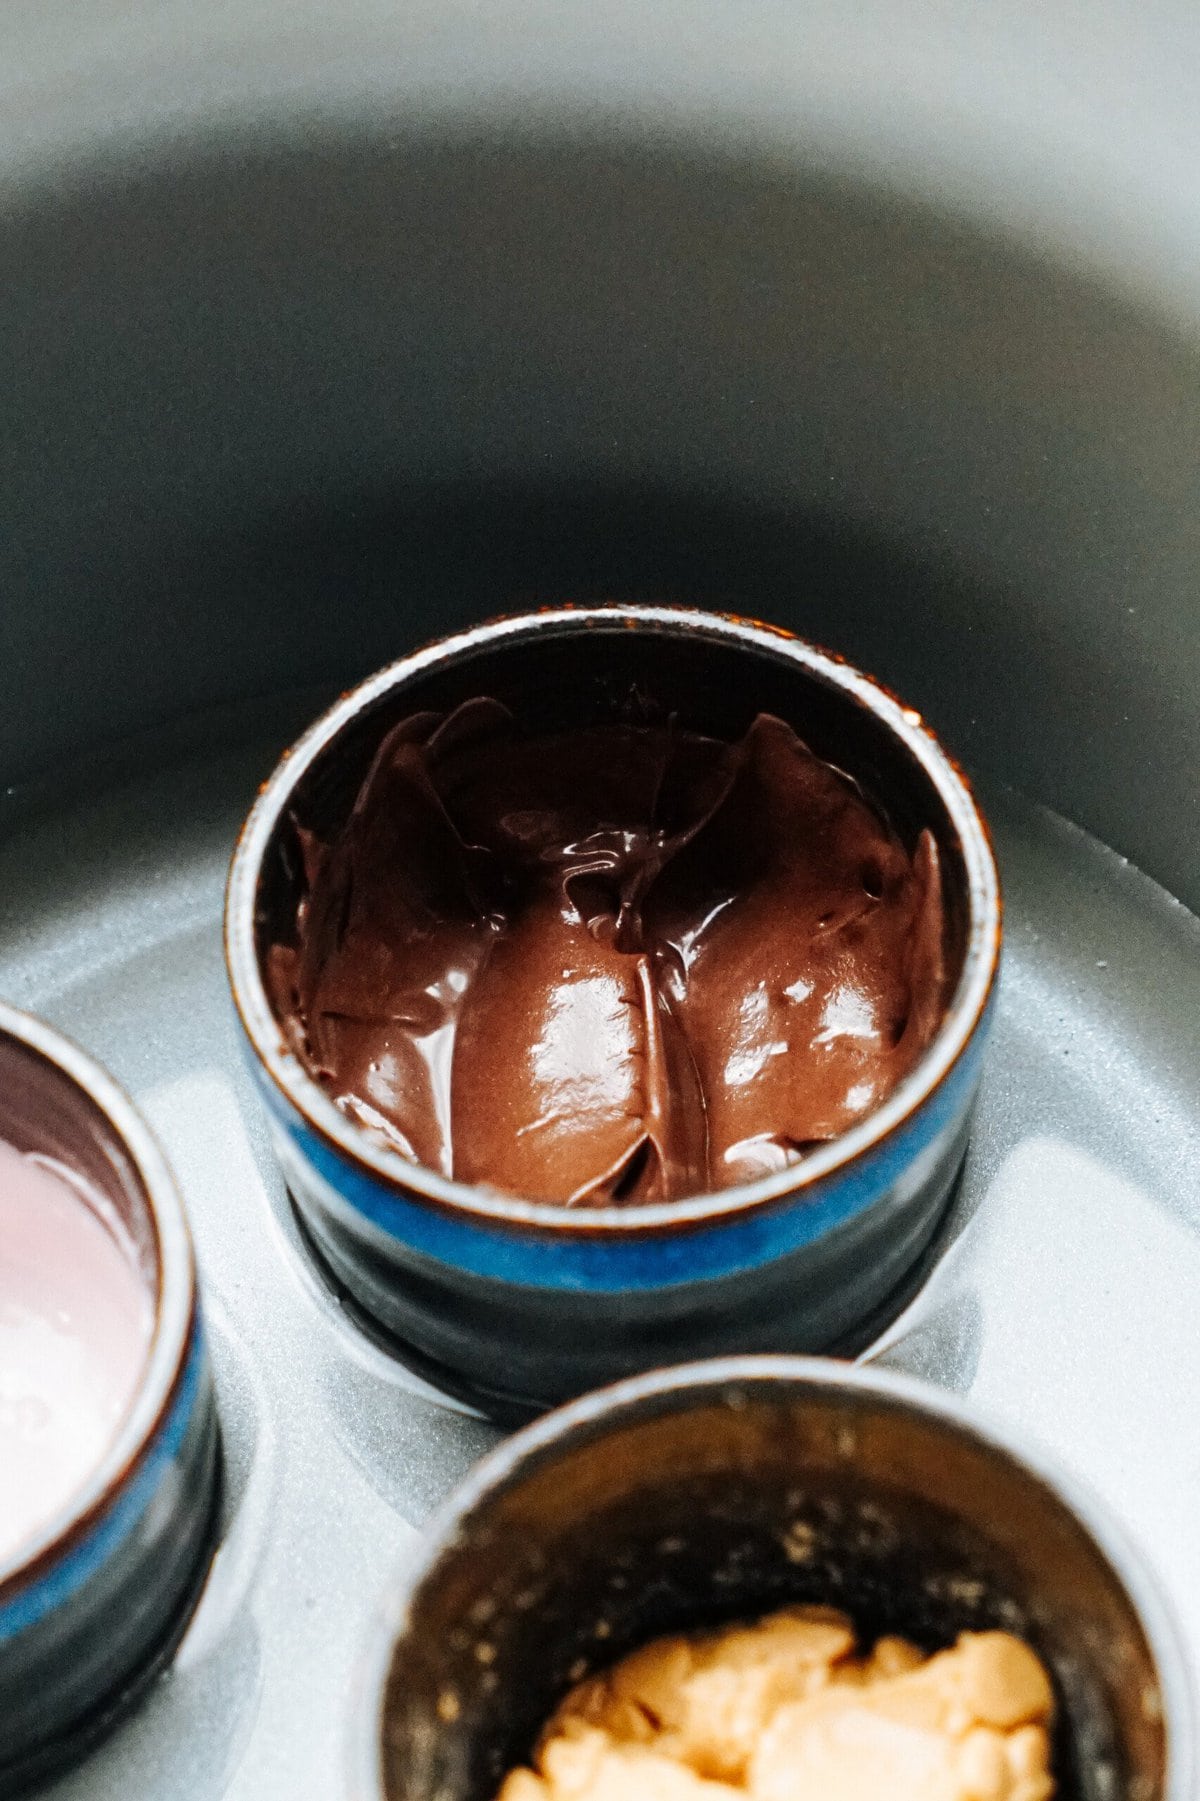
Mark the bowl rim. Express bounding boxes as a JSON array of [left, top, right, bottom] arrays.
[[350, 1355, 1197, 1801], [0, 1001, 197, 1595], [225, 604, 1002, 1234]]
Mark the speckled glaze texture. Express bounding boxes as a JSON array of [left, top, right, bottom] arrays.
[[227, 610, 1001, 1420], [0, 1005, 220, 1795], [359, 1359, 1193, 1801]]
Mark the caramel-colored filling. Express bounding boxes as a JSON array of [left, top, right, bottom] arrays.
[[497, 1608, 1055, 1801], [268, 703, 946, 1204]]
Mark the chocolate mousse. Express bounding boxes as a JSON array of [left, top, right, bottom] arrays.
[[265, 701, 946, 1205]]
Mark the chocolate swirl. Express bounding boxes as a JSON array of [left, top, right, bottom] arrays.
[[266, 703, 945, 1205]]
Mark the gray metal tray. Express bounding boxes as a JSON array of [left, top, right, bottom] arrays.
[[1, 694, 1197, 1801]]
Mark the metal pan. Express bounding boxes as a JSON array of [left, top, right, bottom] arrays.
[[1, 6, 1199, 1797]]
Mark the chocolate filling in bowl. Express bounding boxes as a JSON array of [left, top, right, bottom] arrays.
[[265, 703, 947, 1205]]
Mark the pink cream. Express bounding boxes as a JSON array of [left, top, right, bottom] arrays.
[[0, 1138, 153, 1567]]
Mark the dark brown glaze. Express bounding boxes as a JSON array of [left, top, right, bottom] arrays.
[[266, 703, 946, 1205]]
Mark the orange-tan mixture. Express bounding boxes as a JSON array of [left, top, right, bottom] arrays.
[[496, 1606, 1055, 1801]]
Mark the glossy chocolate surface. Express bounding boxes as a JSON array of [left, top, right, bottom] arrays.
[[266, 703, 946, 1204]]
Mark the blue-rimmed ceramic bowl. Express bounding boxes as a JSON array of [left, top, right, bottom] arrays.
[[225, 606, 1000, 1421], [354, 1358, 1193, 1801], [0, 1003, 220, 1794]]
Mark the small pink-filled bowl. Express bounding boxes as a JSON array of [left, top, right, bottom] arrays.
[[0, 1002, 220, 1793]]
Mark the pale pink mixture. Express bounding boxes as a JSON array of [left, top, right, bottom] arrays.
[[0, 1138, 153, 1567]]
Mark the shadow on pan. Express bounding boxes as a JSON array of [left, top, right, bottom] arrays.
[[2, 132, 1198, 905]]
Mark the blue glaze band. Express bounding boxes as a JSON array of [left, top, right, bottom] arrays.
[[259, 994, 992, 1293], [0, 1319, 208, 1644]]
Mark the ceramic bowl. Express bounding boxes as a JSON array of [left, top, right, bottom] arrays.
[[357, 1357, 1193, 1801], [226, 606, 1000, 1419], [0, 1003, 220, 1794]]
